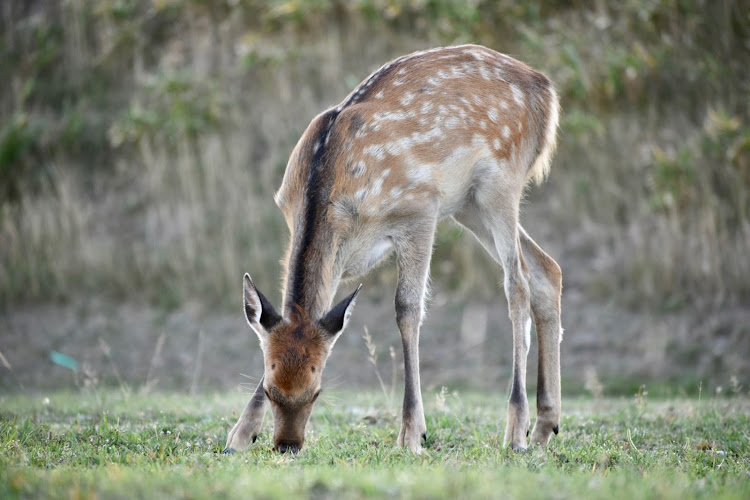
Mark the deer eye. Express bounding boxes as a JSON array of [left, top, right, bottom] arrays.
[[264, 389, 271, 400], [312, 390, 321, 402]]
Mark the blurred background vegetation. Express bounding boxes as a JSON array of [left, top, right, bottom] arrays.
[[1, 0, 749, 394]]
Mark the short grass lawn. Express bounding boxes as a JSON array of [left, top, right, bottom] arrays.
[[1, 389, 749, 499]]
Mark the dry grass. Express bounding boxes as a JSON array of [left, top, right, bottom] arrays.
[[1, 0, 749, 312]]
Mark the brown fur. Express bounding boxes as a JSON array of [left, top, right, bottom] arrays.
[[225, 45, 563, 454], [264, 318, 326, 395]]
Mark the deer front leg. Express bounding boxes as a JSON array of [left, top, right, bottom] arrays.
[[396, 300, 427, 453], [394, 220, 436, 453], [224, 376, 268, 453]]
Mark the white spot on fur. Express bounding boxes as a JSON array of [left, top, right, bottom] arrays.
[[355, 188, 368, 201], [371, 177, 384, 196], [363, 144, 386, 161], [370, 169, 391, 197], [411, 126, 442, 144], [500, 100, 509, 110], [510, 84, 525, 105], [393, 78, 405, 86], [479, 66, 490, 80], [400, 92, 415, 106], [373, 110, 410, 122], [385, 138, 413, 156], [488, 107, 499, 123], [375, 90, 384, 99], [407, 163, 432, 184], [493, 138, 501, 150], [420, 101, 434, 114], [466, 64, 477, 75], [502, 125, 511, 138], [471, 134, 488, 149], [469, 49, 485, 60], [472, 95, 483, 106], [352, 160, 366, 177], [444, 116, 460, 129], [479, 120, 487, 130]]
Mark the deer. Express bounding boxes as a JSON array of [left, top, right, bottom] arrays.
[[224, 44, 563, 454]]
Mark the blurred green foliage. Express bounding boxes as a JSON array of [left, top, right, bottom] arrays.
[[1, 0, 749, 307], [109, 75, 224, 147]]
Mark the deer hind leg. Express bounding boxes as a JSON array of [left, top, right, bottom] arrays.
[[393, 215, 438, 453], [520, 226, 562, 447], [224, 375, 268, 453]]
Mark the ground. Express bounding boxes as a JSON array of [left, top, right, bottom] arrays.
[[1, 390, 749, 499], [3, 200, 749, 396]]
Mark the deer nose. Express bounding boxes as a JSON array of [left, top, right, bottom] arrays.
[[276, 442, 300, 454]]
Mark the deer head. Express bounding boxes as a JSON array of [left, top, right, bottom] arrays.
[[242, 273, 360, 453]]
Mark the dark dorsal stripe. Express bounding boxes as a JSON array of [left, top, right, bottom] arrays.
[[286, 57, 410, 313], [338, 53, 412, 109], [288, 109, 339, 310]]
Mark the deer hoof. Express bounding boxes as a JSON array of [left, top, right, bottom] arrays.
[[398, 423, 426, 453], [529, 422, 557, 447]]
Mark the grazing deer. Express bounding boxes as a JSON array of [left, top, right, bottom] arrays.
[[224, 44, 562, 454]]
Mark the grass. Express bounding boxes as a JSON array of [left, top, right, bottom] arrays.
[[1, 390, 749, 499]]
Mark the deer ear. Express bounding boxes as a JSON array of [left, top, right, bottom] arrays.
[[243, 274, 282, 342], [318, 284, 362, 341]]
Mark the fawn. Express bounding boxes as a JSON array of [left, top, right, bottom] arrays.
[[225, 44, 562, 454]]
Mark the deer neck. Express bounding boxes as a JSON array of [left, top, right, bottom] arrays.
[[281, 208, 341, 321]]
